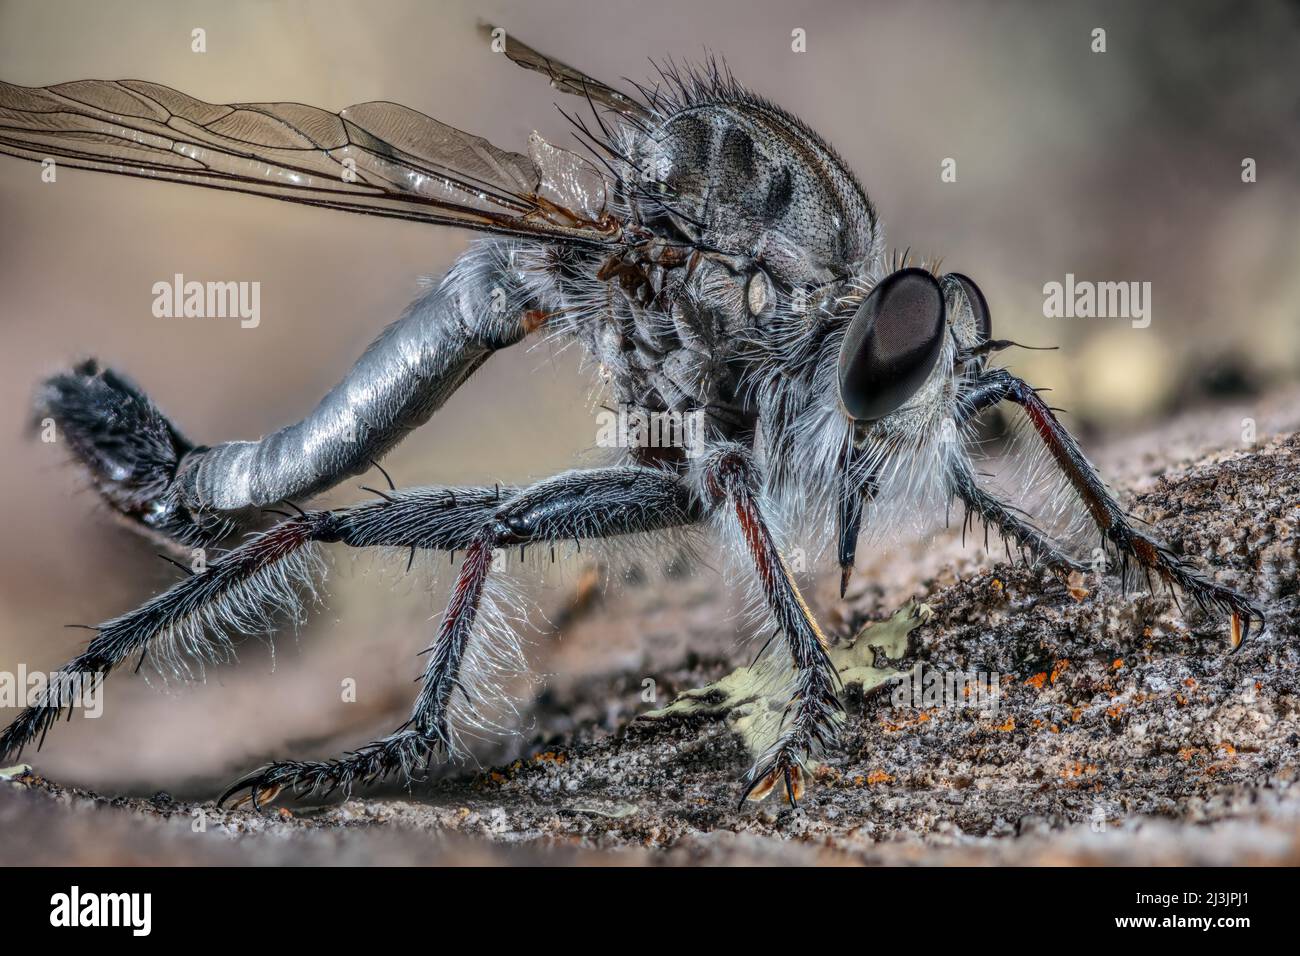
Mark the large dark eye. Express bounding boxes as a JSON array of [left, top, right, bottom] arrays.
[[945, 272, 993, 346], [837, 268, 946, 421]]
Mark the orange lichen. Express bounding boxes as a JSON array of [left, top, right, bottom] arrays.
[[866, 769, 894, 785], [881, 711, 932, 732], [1060, 761, 1098, 780], [815, 765, 842, 784], [1050, 659, 1070, 684], [1026, 672, 1048, 690]]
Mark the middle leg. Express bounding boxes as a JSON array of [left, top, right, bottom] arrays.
[[699, 444, 843, 808], [218, 465, 704, 806], [1, 467, 698, 775]]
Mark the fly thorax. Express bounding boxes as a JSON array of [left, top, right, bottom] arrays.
[[631, 103, 876, 278]]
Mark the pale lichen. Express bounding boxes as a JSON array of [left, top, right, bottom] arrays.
[[641, 602, 932, 758]]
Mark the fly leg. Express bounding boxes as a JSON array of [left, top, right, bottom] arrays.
[[0, 487, 516, 764], [219, 536, 498, 809], [38, 239, 546, 549], [699, 445, 842, 809], [947, 459, 1086, 577], [217, 466, 703, 807], [962, 367, 1264, 645], [1, 468, 696, 770], [0, 511, 339, 762], [175, 240, 550, 529]]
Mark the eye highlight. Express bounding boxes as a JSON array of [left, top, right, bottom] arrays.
[[837, 268, 946, 421]]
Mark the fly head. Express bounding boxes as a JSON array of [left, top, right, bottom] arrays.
[[837, 268, 996, 430]]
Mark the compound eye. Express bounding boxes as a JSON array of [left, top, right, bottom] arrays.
[[946, 272, 992, 346], [837, 268, 946, 421]]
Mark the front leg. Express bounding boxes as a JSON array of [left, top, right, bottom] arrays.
[[947, 457, 1086, 577], [964, 367, 1264, 645], [700, 445, 842, 808]]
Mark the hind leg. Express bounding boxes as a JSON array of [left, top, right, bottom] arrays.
[[37, 360, 237, 547], [39, 239, 544, 549]]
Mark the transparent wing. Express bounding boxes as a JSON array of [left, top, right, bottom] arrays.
[[481, 24, 652, 121], [0, 78, 620, 246]]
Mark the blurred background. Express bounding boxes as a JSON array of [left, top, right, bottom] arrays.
[[0, 0, 1296, 793]]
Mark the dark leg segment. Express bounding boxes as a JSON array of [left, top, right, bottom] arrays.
[[223, 536, 499, 808], [218, 466, 702, 805], [0, 512, 336, 760], [947, 459, 1085, 577], [4, 466, 699, 782]]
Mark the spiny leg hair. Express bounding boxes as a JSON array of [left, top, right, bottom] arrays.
[[947, 458, 1087, 577], [701, 445, 843, 808], [962, 367, 1264, 643], [217, 465, 702, 807]]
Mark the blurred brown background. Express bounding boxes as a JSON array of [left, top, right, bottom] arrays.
[[0, 0, 1296, 793]]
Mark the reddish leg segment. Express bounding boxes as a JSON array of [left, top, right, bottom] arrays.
[[962, 368, 1264, 645]]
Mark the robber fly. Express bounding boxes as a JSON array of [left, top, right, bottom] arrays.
[[0, 26, 1263, 808]]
